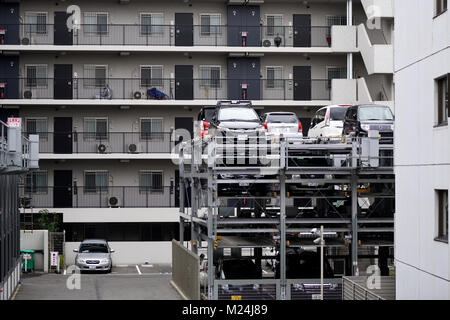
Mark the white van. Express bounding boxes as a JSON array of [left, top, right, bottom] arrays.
[[308, 105, 351, 138]]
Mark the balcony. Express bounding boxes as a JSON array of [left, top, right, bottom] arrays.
[[19, 186, 176, 208], [29, 132, 173, 155], [1, 24, 332, 48], [2, 78, 332, 102]]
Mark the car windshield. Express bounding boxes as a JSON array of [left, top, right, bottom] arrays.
[[203, 109, 216, 122], [330, 107, 349, 120], [79, 244, 108, 253], [359, 106, 394, 121], [218, 107, 259, 122], [266, 114, 298, 124]]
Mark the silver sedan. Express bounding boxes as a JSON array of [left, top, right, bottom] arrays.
[[74, 239, 114, 273]]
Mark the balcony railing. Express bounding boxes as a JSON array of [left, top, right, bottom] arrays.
[[19, 186, 176, 208], [1, 24, 332, 47], [3, 78, 332, 101], [26, 132, 173, 154]]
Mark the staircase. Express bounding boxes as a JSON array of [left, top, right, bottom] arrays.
[[358, 24, 393, 75]]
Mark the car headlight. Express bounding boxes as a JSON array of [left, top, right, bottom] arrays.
[[390, 124, 395, 131], [361, 124, 370, 131], [76, 258, 85, 264], [100, 258, 110, 264]]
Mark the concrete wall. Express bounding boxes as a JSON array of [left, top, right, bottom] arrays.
[[65, 241, 173, 265], [20, 230, 49, 272], [394, 0, 450, 300]]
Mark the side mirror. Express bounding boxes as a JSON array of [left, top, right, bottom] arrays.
[[73, 249, 78, 253]]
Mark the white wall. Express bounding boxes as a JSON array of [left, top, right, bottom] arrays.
[[65, 241, 173, 265], [20, 230, 49, 272], [394, 0, 450, 300]]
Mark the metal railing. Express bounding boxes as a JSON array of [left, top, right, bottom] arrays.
[[27, 132, 173, 154], [342, 276, 385, 300], [4, 78, 331, 101], [19, 186, 176, 208], [1, 24, 332, 47]]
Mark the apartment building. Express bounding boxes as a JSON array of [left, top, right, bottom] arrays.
[[0, 0, 394, 265], [394, 0, 449, 299]]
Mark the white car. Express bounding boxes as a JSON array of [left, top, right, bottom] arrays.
[[308, 105, 351, 138], [262, 112, 303, 140]]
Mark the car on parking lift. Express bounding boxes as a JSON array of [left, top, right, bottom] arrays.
[[261, 112, 303, 140], [74, 239, 114, 273], [308, 104, 351, 139], [342, 104, 394, 143]]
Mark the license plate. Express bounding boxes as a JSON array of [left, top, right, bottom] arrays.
[[237, 135, 248, 141], [308, 183, 319, 187], [89, 266, 96, 270], [239, 182, 250, 187]]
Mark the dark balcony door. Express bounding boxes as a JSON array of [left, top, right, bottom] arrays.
[[54, 11, 73, 45], [175, 117, 194, 145], [175, 13, 193, 46], [227, 5, 260, 47], [53, 170, 73, 208], [54, 64, 73, 100], [175, 65, 193, 100], [54, 117, 73, 154], [227, 57, 260, 100], [0, 3, 20, 44], [0, 56, 19, 99], [293, 66, 311, 101], [293, 14, 311, 47]]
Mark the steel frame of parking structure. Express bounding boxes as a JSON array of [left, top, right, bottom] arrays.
[[177, 132, 394, 300]]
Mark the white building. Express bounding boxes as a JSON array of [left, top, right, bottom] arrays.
[[0, 0, 394, 266], [394, 0, 449, 299]]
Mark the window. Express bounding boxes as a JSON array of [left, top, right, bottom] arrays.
[[25, 171, 48, 194], [327, 66, 347, 88], [326, 16, 346, 37], [436, 0, 448, 16], [84, 65, 107, 88], [436, 190, 448, 242], [25, 65, 47, 87], [25, 12, 47, 34], [200, 14, 221, 36], [84, 118, 108, 140], [84, 171, 108, 193], [266, 66, 284, 89], [140, 118, 163, 140], [84, 12, 108, 34], [436, 75, 449, 126], [200, 66, 221, 88], [140, 13, 164, 35], [140, 66, 163, 87], [139, 171, 163, 192], [266, 15, 283, 36], [26, 118, 47, 139]]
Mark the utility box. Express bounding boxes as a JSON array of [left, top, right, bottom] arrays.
[[21, 249, 35, 272]]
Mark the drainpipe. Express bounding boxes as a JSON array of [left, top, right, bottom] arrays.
[[347, 0, 353, 80]]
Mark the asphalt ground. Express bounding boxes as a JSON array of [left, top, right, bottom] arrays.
[[13, 264, 182, 300]]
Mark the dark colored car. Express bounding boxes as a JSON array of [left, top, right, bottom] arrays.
[[275, 249, 335, 279], [342, 104, 394, 143], [217, 258, 262, 280]]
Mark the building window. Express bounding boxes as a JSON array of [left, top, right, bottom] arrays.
[[25, 65, 47, 88], [139, 171, 163, 192], [26, 118, 48, 139], [84, 12, 108, 34], [266, 15, 283, 36], [199, 66, 221, 88], [200, 14, 221, 36], [25, 171, 48, 194], [327, 66, 347, 88], [140, 118, 163, 140], [436, 75, 449, 126], [140, 66, 163, 87], [326, 16, 346, 37], [140, 13, 164, 35], [25, 12, 47, 34], [266, 66, 283, 89], [84, 171, 108, 193], [84, 118, 108, 140], [84, 65, 107, 88], [436, 0, 448, 16], [436, 190, 448, 242]]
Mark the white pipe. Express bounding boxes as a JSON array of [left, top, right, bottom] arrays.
[[347, 0, 353, 79]]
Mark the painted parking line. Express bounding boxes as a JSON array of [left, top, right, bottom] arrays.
[[135, 265, 142, 275]]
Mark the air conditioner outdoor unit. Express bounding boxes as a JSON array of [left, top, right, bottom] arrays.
[[262, 39, 272, 47], [97, 143, 109, 153], [21, 37, 30, 45], [108, 196, 121, 208], [127, 143, 141, 153], [133, 91, 146, 99]]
